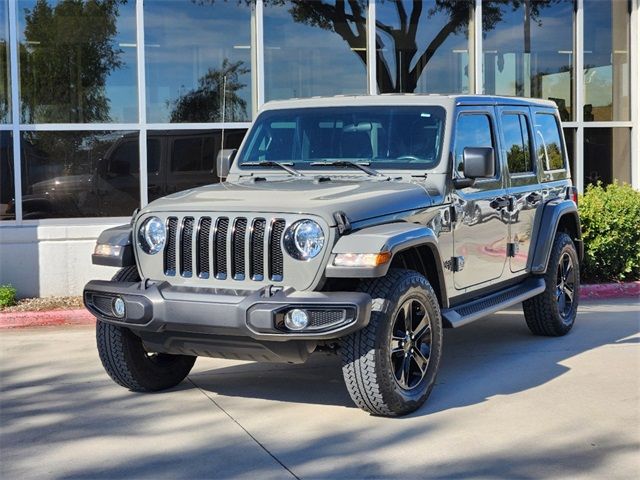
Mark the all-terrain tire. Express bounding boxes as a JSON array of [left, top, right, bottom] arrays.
[[96, 266, 196, 391], [523, 232, 580, 336], [340, 269, 443, 416]]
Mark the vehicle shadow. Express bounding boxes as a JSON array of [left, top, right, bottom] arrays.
[[188, 299, 640, 415]]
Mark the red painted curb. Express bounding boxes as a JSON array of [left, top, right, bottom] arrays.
[[581, 281, 640, 300], [0, 309, 95, 329]]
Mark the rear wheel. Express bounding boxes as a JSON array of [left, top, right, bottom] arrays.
[[96, 266, 196, 391], [523, 232, 580, 336], [341, 269, 443, 416]]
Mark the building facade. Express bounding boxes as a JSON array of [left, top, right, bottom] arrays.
[[0, 0, 638, 297]]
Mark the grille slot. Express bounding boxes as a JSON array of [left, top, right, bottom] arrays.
[[197, 217, 212, 278], [161, 215, 286, 283], [250, 219, 266, 281], [214, 217, 229, 279], [269, 219, 286, 281], [164, 217, 178, 275], [180, 217, 195, 277], [232, 218, 248, 280]]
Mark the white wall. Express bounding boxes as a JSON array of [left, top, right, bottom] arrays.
[[0, 220, 127, 298]]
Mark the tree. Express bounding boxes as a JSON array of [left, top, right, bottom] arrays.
[[195, 0, 559, 94], [20, 0, 125, 124], [169, 59, 250, 123]]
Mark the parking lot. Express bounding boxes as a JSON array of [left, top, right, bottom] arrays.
[[1, 299, 638, 479]]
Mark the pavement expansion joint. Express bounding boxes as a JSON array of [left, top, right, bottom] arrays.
[[187, 377, 300, 480]]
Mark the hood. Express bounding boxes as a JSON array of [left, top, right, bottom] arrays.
[[140, 176, 432, 226]]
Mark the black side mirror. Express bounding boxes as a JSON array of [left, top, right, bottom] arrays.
[[463, 147, 495, 178], [216, 149, 237, 179]]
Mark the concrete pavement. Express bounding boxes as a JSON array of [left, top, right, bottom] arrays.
[[1, 299, 638, 479]]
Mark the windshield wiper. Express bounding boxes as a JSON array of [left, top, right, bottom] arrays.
[[241, 161, 304, 177], [309, 160, 383, 177]]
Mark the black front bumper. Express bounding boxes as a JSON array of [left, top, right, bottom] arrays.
[[83, 280, 372, 342]]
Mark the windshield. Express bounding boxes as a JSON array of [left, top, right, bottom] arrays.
[[239, 106, 446, 170]]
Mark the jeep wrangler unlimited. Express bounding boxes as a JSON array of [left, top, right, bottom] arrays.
[[84, 95, 582, 416]]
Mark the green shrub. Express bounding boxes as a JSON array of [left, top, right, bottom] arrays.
[[0, 284, 17, 308], [579, 182, 640, 282]]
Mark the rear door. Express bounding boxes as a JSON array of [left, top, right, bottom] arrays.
[[497, 107, 543, 274], [452, 108, 509, 290]]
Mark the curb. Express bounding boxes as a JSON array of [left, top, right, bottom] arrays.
[[0, 309, 95, 329], [1, 282, 637, 329]]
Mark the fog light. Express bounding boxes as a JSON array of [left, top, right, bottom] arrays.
[[284, 309, 309, 330], [112, 297, 126, 318]]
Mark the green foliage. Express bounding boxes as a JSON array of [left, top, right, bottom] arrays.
[[579, 182, 640, 282], [0, 284, 17, 308]]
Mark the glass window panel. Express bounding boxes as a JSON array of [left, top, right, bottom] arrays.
[[584, 128, 631, 186], [376, 0, 471, 93], [1, 1, 10, 123], [21, 131, 139, 218], [483, 0, 574, 121], [562, 127, 575, 178], [147, 129, 246, 202], [239, 106, 446, 170], [503, 114, 532, 174], [145, 1, 252, 123], [534, 113, 564, 171], [453, 114, 494, 173], [17, 0, 137, 124], [264, 1, 367, 101], [583, 0, 630, 121], [1, 131, 14, 220]]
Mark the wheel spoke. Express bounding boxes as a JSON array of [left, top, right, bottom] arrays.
[[563, 284, 574, 302], [564, 262, 573, 282], [558, 293, 566, 313], [398, 355, 412, 389], [391, 346, 404, 356], [413, 318, 431, 344], [413, 348, 429, 375], [402, 302, 413, 333]]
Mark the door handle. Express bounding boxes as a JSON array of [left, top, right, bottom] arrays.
[[490, 197, 510, 210], [526, 192, 542, 204]]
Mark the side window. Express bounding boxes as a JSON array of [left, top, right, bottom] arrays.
[[502, 113, 533, 174], [454, 114, 494, 175], [535, 114, 565, 171], [171, 137, 214, 173], [147, 139, 161, 174], [107, 140, 137, 176]]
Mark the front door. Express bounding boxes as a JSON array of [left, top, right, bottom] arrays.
[[452, 109, 509, 290]]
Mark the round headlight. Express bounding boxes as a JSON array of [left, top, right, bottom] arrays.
[[138, 216, 166, 255], [284, 220, 325, 260]]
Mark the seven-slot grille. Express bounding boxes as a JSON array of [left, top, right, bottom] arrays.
[[163, 216, 286, 283]]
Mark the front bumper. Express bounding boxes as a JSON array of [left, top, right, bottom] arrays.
[[83, 280, 372, 342]]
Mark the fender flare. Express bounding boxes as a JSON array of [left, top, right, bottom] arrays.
[[92, 224, 135, 267], [325, 222, 447, 301], [529, 199, 582, 274]]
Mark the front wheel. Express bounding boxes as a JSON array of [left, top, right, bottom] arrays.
[[96, 266, 196, 392], [523, 232, 580, 336], [340, 269, 443, 416]]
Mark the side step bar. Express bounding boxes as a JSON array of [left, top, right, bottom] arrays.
[[442, 277, 546, 328]]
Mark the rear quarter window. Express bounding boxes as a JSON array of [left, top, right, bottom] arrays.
[[535, 113, 566, 172]]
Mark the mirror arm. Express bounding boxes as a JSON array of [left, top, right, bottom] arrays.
[[453, 177, 475, 189]]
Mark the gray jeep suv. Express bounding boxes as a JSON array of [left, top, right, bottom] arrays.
[[84, 95, 582, 416]]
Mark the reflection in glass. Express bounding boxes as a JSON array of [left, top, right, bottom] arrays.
[[264, 1, 367, 101], [454, 114, 494, 173], [535, 113, 564, 171], [145, 1, 251, 123], [562, 127, 575, 178], [376, 0, 471, 93], [583, 0, 630, 121], [502, 114, 532, 173], [239, 107, 446, 170], [1, 1, 10, 123], [147, 129, 246, 202], [18, 0, 137, 124], [483, 0, 574, 121], [21, 131, 139, 218], [1, 131, 14, 220], [584, 128, 631, 186]]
